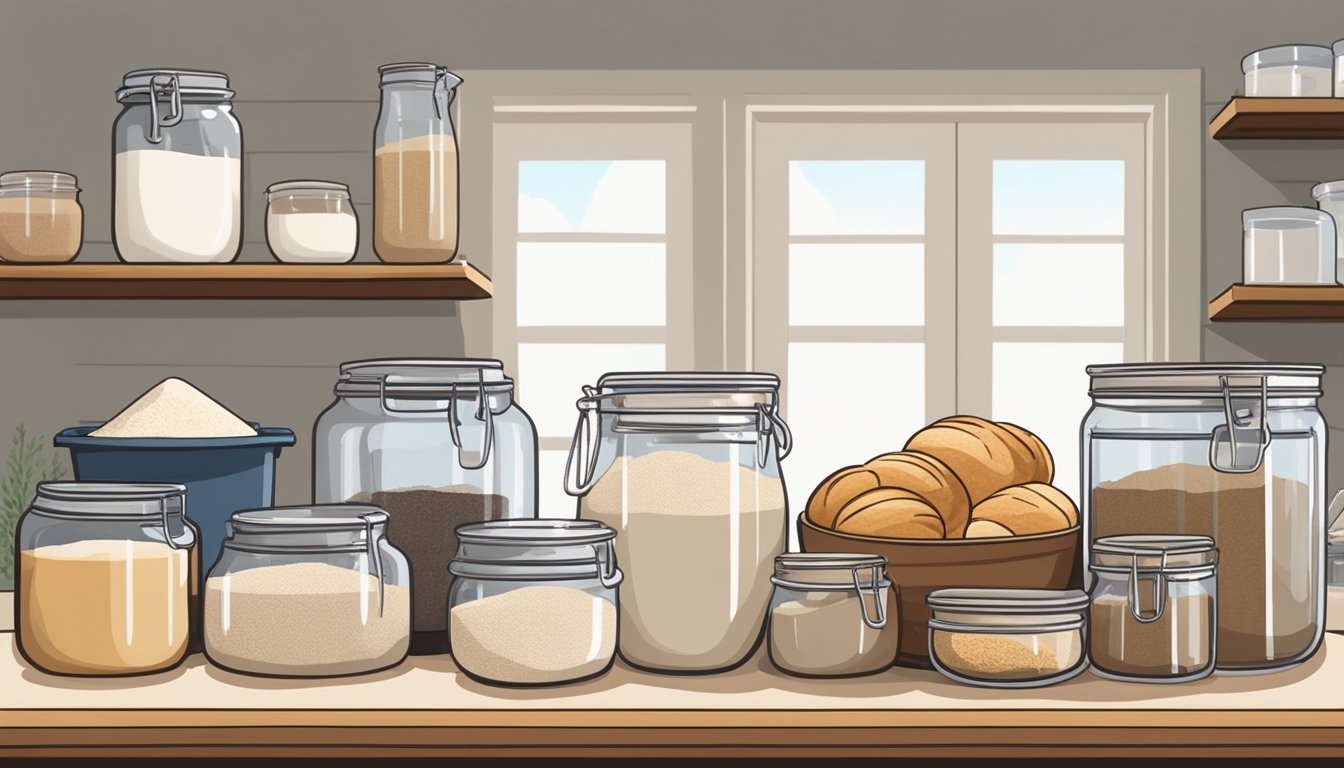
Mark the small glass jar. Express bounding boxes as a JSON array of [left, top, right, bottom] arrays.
[[1089, 535, 1217, 683], [203, 505, 410, 678], [449, 520, 622, 687], [0, 171, 82, 263], [768, 553, 898, 677], [1310, 181, 1344, 281], [1243, 45, 1334, 97], [17, 482, 197, 676], [113, 69, 242, 263], [927, 588, 1089, 688], [373, 63, 462, 264], [265, 180, 358, 264], [1242, 207, 1337, 285]]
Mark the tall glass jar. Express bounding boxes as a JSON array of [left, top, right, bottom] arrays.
[[373, 63, 461, 264], [113, 69, 242, 263], [1082, 364, 1326, 673], [0, 171, 82, 263], [204, 505, 410, 677], [568, 372, 792, 673], [313, 358, 538, 654], [16, 482, 197, 676]]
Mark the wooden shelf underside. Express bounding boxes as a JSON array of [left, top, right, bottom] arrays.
[[1208, 283, 1344, 320], [1209, 97, 1344, 140]]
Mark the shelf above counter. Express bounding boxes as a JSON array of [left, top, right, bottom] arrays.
[[1208, 283, 1344, 320], [1209, 97, 1344, 140], [0, 262, 493, 300]]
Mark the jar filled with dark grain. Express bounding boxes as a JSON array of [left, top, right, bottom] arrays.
[[312, 359, 538, 654]]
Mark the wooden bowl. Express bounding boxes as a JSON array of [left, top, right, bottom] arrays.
[[798, 513, 1082, 668]]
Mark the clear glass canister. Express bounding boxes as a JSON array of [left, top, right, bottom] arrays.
[[569, 372, 792, 673], [17, 482, 197, 676], [1310, 181, 1344, 281], [449, 520, 621, 686], [264, 180, 358, 264], [373, 62, 461, 264], [1089, 535, 1217, 683], [313, 358, 538, 654], [1083, 364, 1326, 673], [1242, 45, 1334, 97], [1242, 207, 1337, 285], [113, 69, 242, 263], [203, 505, 410, 677], [926, 588, 1090, 688], [768, 553, 898, 677], [0, 171, 82, 263]]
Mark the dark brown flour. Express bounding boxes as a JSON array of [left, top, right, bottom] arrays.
[[1091, 593, 1213, 678], [1092, 464, 1314, 668], [351, 485, 508, 647]]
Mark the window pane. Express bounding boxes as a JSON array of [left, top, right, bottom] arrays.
[[789, 244, 923, 326], [517, 242, 665, 326], [992, 342, 1123, 504], [789, 161, 924, 236], [993, 244, 1123, 327], [538, 449, 578, 520], [519, 160, 665, 234], [517, 343, 666, 437], [993, 160, 1124, 236], [785, 343, 925, 545]]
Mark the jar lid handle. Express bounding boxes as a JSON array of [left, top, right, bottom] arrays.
[[144, 73, 183, 145], [851, 564, 887, 630], [361, 511, 385, 618], [446, 374, 495, 471], [1128, 551, 1169, 624], [1209, 374, 1271, 474]]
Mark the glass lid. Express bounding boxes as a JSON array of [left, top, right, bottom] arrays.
[[926, 588, 1089, 614], [33, 482, 187, 518], [1087, 363, 1323, 398], [230, 504, 387, 532], [336, 358, 514, 396], [1091, 534, 1216, 571]]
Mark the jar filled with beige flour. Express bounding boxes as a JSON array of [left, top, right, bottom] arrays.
[[0, 171, 82, 263], [926, 588, 1090, 688], [449, 520, 622, 686], [203, 505, 410, 678], [768, 553, 898, 677], [373, 63, 461, 263], [17, 482, 197, 676], [569, 372, 792, 673]]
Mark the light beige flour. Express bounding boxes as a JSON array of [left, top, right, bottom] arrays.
[[450, 585, 616, 685], [582, 450, 786, 671], [91, 378, 256, 438], [770, 590, 898, 676], [204, 561, 409, 676], [374, 134, 459, 263]]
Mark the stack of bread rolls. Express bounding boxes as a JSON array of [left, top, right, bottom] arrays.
[[805, 416, 1078, 539]]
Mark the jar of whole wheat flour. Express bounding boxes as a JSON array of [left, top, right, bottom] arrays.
[[768, 553, 898, 677], [1082, 364, 1326, 673], [373, 63, 461, 264], [16, 482, 197, 676], [113, 69, 242, 263], [313, 358, 537, 654], [567, 372, 792, 673]]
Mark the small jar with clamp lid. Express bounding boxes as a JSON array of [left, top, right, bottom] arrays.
[[1089, 535, 1217, 683], [768, 553, 899, 677], [203, 505, 410, 678], [449, 520, 622, 687]]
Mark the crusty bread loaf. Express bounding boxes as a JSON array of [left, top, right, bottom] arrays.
[[834, 488, 945, 539], [967, 483, 1078, 537], [904, 416, 1026, 505], [996, 421, 1055, 485], [805, 465, 883, 529], [864, 451, 972, 537]]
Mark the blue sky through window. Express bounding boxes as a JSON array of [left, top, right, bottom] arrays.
[[789, 160, 924, 235], [993, 160, 1124, 236], [518, 160, 665, 233]]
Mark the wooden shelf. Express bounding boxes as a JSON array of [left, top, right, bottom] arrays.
[[1208, 283, 1344, 320], [1209, 97, 1344, 140], [0, 262, 492, 300]]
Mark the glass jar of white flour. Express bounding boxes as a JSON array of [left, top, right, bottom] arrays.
[[265, 180, 358, 264], [568, 372, 792, 674], [113, 69, 242, 263]]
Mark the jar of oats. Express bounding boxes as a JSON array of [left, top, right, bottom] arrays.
[[0, 171, 82, 263]]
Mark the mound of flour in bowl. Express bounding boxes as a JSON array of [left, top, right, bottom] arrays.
[[90, 378, 257, 438]]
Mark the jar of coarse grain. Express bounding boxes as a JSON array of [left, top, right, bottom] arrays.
[[768, 553, 898, 678], [1089, 535, 1217, 683], [203, 505, 410, 677], [926, 588, 1089, 688], [449, 520, 621, 686], [313, 358, 537, 654], [17, 483, 197, 676], [0, 171, 83, 263], [1082, 364, 1325, 673], [567, 372, 792, 673]]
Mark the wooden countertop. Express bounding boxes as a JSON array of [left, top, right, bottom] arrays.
[[2, 596, 1344, 759]]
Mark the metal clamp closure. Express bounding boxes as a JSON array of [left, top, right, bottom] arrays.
[[145, 73, 183, 144], [754, 402, 794, 467], [565, 392, 603, 496], [159, 495, 189, 551], [361, 512, 385, 618], [1127, 551, 1169, 624], [378, 372, 495, 471], [591, 540, 622, 589], [1209, 374, 1271, 474], [851, 564, 887, 630]]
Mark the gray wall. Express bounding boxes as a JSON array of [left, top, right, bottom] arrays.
[[3, 0, 1344, 501]]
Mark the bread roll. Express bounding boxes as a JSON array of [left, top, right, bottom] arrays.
[[864, 451, 972, 537], [996, 421, 1054, 485], [806, 465, 882, 529], [835, 488, 944, 539], [968, 483, 1078, 537], [904, 416, 1022, 505]]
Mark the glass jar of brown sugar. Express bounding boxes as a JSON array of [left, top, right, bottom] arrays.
[[0, 171, 82, 263], [1089, 535, 1217, 683]]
